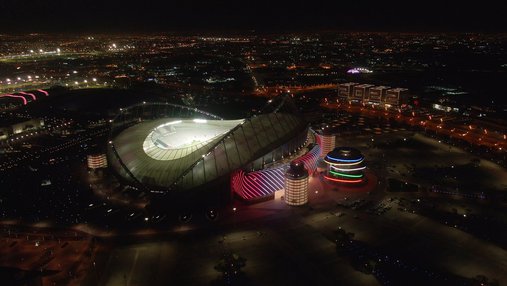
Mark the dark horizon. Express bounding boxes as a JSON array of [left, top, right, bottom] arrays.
[[1, 0, 506, 33]]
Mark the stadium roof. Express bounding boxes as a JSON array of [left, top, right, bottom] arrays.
[[108, 95, 307, 191]]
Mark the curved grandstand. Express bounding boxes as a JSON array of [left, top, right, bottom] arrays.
[[107, 95, 320, 201]]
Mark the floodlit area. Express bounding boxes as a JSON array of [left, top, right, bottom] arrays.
[[143, 119, 244, 160]]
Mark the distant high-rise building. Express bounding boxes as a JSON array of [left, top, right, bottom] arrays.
[[384, 88, 409, 107], [353, 84, 374, 103], [284, 161, 309, 206], [338, 82, 358, 101], [368, 86, 390, 105]]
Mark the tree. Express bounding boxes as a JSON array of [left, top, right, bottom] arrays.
[[214, 252, 247, 284], [334, 228, 354, 252]]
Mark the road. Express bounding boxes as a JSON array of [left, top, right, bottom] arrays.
[[322, 102, 507, 153]]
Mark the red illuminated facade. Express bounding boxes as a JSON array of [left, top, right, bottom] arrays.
[[87, 154, 108, 169]]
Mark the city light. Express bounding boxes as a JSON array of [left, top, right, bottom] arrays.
[[323, 147, 366, 184], [0, 26, 506, 286]]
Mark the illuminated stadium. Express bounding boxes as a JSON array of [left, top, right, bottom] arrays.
[[107, 95, 321, 206]]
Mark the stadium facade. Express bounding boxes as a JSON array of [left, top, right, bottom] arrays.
[[107, 95, 321, 204]]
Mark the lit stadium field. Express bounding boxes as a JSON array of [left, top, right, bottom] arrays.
[[143, 119, 244, 160]]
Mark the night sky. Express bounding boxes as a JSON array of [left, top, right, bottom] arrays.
[[0, 0, 506, 33]]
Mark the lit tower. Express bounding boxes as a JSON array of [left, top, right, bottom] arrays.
[[284, 161, 309, 206], [323, 147, 365, 184], [318, 131, 336, 158]]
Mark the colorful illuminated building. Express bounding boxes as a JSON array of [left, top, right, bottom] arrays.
[[87, 153, 108, 169], [108, 95, 320, 203], [231, 140, 320, 202], [323, 147, 366, 184], [318, 132, 335, 158], [284, 161, 309, 206]]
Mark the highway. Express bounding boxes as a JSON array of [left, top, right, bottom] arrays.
[[321, 101, 507, 153]]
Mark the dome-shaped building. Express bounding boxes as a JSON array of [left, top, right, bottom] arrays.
[[323, 147, 365, 184]]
